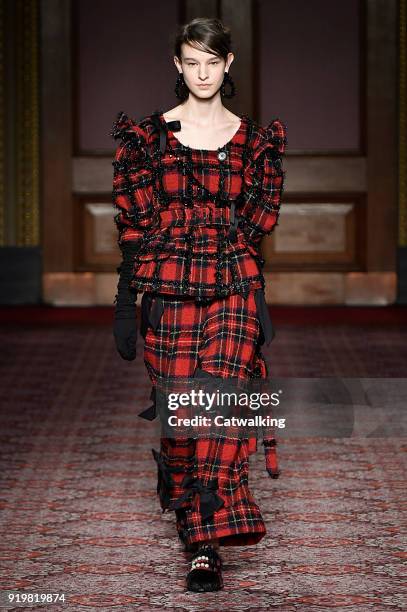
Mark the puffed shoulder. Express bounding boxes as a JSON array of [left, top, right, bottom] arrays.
[[109, 111, 149, 147], [252, 118, 288, 161]]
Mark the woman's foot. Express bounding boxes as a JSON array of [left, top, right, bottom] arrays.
[[186, 543, 223, 592]]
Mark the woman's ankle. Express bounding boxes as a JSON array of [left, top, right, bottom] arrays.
[[199, 538, 220, 550]]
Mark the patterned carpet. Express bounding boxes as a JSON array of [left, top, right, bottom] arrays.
[[0, 319, 406, 611]]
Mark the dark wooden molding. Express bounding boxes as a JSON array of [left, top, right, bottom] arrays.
[[399, 0, 407, 248], [40, 0, 73, 272], [220, 0, 254, 116], [366, 0, 398, 271]]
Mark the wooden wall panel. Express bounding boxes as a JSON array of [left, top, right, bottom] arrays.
[[366, 0, 398, 271], [41, 0, 73, 272], [40, 0, 400, 305]]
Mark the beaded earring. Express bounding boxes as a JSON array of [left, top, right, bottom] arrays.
[[175, 73, 189, 101], [220, 72, 236, 98]]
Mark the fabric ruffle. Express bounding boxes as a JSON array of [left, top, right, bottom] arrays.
[[109, 110, 150, 149], [111, 111, 161, 244], [252, 118, 288, 162], [237, 118, 287, 248]]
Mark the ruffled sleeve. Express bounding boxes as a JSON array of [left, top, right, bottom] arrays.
[[238, 118, 287, 247], [110, 111, 160, 245]]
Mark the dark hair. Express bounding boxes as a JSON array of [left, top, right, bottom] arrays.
[[174, 17, 232, 61]]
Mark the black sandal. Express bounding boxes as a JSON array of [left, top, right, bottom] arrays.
[[186, 543, 223, 592]]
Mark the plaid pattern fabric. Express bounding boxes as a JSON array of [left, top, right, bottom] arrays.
[[110, 110, 287, 300], [143, 290, 280, 547]]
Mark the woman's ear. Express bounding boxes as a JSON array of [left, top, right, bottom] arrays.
[[226, 52, 235, 71], [174, 55, 181, 71]]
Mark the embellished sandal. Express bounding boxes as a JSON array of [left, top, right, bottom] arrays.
[[186, 543, 223, 592]]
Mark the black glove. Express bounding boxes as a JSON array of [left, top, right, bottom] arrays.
[[113, 241, 139, 361]]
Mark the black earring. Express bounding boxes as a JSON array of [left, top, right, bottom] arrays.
[[175, 73, 189, 101], [220, 72, 236, 98]]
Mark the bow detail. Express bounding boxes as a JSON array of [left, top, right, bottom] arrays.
[[151, 112, 181, 154], [152, 448, 185, 509], [168, 474, 225, 520], [152, 448, 175, 486], [254, 288, 276, 346], [262, 435, 280, 479], [138, 386, 157, 420], [167, 120, 182, 132]]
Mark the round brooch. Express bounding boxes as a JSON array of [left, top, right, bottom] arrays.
[[217, 150, 227, 161]]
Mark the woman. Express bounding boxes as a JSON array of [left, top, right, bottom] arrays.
[[110, 17, 287, 592]]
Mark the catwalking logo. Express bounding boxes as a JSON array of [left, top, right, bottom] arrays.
[[167, 413, 285, 428]]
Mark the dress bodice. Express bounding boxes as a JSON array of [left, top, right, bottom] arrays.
[[110, 109, 287, 300]]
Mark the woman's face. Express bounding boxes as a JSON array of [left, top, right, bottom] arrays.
[[175, 42, 234, 99]]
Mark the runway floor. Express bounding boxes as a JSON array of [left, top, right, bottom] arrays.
[[0, 308, 406, 610]]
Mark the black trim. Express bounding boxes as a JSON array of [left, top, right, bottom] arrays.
[[254, 288, 275, 346]]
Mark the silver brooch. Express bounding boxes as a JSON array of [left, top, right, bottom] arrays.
[[217, 151, 227, 161]]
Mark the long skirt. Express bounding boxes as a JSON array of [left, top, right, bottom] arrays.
[[140, 289, 278, 547]]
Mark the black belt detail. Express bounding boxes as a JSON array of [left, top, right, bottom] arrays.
[[227, 201, 239, 243], [140, 293, 164, 339], [149, 297, 164, 331], [151, 112, 181, 154], [254, 288, 276, 346]]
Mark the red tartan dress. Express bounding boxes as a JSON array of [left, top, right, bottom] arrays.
[[111, 109, 287, 546]]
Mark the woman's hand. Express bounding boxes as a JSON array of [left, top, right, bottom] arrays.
[[113, 317, 137, 361]]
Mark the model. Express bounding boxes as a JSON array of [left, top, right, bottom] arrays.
[[110, 17, 287, 592]]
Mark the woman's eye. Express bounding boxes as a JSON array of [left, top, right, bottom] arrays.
[[187, 62, 219, 66]]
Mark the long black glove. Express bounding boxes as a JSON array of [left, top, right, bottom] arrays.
[[113, 241, 139, 361]]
